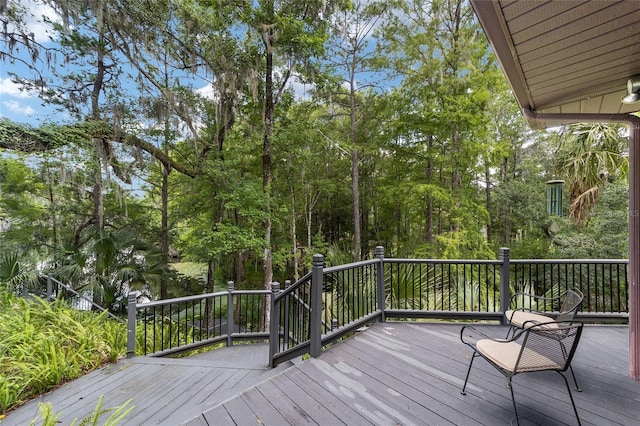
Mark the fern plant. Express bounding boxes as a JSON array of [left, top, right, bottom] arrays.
[[29, 396, 133, 426]]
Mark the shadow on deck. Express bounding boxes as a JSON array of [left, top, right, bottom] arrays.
[[4, 324, 639, 426]]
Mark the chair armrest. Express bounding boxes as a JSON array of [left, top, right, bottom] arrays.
[[460, 326, 510, 348], [509, 291, 563, 312], [460, 325, 487, 348], [521, 319, 582, 334], [510, 291, 562, 304]]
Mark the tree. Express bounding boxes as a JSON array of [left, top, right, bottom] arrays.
[[554, 123, 628, 225], [325, 0, 387, 260], [375, 0, 501, 258], [240, 0, 349, 315]]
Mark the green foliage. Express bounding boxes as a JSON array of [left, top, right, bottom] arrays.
[[0, 252, 23, 289], [509, 236, 556, 260], [552, 183, 629, 259], [0, 291, 126, 413], [29, 396, 133, 426], [385, 263, 499, 312], [0, 0, 629, 306], [136, 297, 229, 355], [554, 123, 628, 224], [49, 227, 170, 314]]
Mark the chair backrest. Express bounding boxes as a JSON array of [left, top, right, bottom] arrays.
[[515, 321, 583, 374], [556, 288, 584, 322]]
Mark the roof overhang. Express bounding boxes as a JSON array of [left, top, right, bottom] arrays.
[[470, 0, 640, 129], [470, 0, 640, 381]]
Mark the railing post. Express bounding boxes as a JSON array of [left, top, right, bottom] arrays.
[[268, 282, 280, 367], [283, 280, 291, 349], [46, 275, 53, 300], [127, 293, 137, 358], [375, 246, 385, 322], [227, 281, 234, 347], [310, 254, 324, 358], [500, 247, 511, 325]]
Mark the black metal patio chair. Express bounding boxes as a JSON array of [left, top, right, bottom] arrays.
[[505, 288, 584, 390], [460, 321, 584, 426]]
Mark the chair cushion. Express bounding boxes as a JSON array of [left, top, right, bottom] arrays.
[[505, 310, 559, 329], [477, 339, 560, 373]]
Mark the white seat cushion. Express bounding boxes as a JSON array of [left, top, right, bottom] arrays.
[[477, 339, 560, 373], [505, 310, 559, 329]]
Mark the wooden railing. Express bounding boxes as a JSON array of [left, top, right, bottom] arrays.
[[18, 275, 124, 322], [127, 281, 270, 357], [123, 247, 628, 360], [268, 247, 629, 367]]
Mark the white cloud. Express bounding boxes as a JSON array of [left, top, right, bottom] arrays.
[[290, 78, 312, 100], [20, 0, 61, 43], [0, 77, 34, 98], [196, 84, 217, 100], [196, 71, 313, 102], [1, 100, 36, 116]]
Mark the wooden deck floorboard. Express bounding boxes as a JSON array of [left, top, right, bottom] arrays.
[[4, 324, 639, 426]]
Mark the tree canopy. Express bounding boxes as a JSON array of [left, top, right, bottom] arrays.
[[0, 0, 630, 307]]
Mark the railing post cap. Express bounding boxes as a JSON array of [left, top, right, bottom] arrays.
[[271, 282, 280, 292], [313, 254, 324, 265], [227, 281, 235, 290], [375, 246, 384, 257], [500, 247, 510, 258]]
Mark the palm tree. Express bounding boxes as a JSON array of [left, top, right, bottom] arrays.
[[0, 251, 38, 293], [555, 123, 628, 224], [51, 228, 168, 314]]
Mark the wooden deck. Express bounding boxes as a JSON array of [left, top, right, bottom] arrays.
[[4, 323, 639, 425], [2, 343, 292, 425]]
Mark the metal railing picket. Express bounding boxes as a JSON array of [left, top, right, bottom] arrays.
[[119, 246, 630, 364], [269, 247, 629, 367]]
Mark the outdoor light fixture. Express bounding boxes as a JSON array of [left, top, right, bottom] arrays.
[[622, 76, 640, 104]]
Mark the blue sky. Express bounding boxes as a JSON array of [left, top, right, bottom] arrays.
[[0, 0, 60, 126], [1, 0, 371, 129]]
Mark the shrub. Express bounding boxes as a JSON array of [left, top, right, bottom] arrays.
[[0, 291, 127, 414]]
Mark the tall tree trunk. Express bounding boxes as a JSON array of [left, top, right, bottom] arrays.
[[159, 68, 172, 300], [485, 161, 492, 243], [307, 201, 313, 250], [350, 69, 361, 261], [204, 260, 215, 332], [502, 157, 511, 245], [91, 16, 106, 233], [261, 19, 275, 331], [160, 161, 169, 299], [47, 169, 59, 266], [425, 135, 434, 242], [291, 186, 299, 280]]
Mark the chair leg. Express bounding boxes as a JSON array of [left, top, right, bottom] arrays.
[[507, 377, 520, 426], [557, 371, 582, 426], [569, 365, 581, 392], [461, 352, 477, 395], [560, 343, 581, 392]]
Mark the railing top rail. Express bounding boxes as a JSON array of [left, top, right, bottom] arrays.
[[137, 291, 227, 308], [40, 275, 124, 323], [274, 271, 312, 302], [231, 289, 272, 295], [323, 258, 380, 273], [383, 258, 502, 265], [137, 288, 272, 309], [510, 259, 628, 265]]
